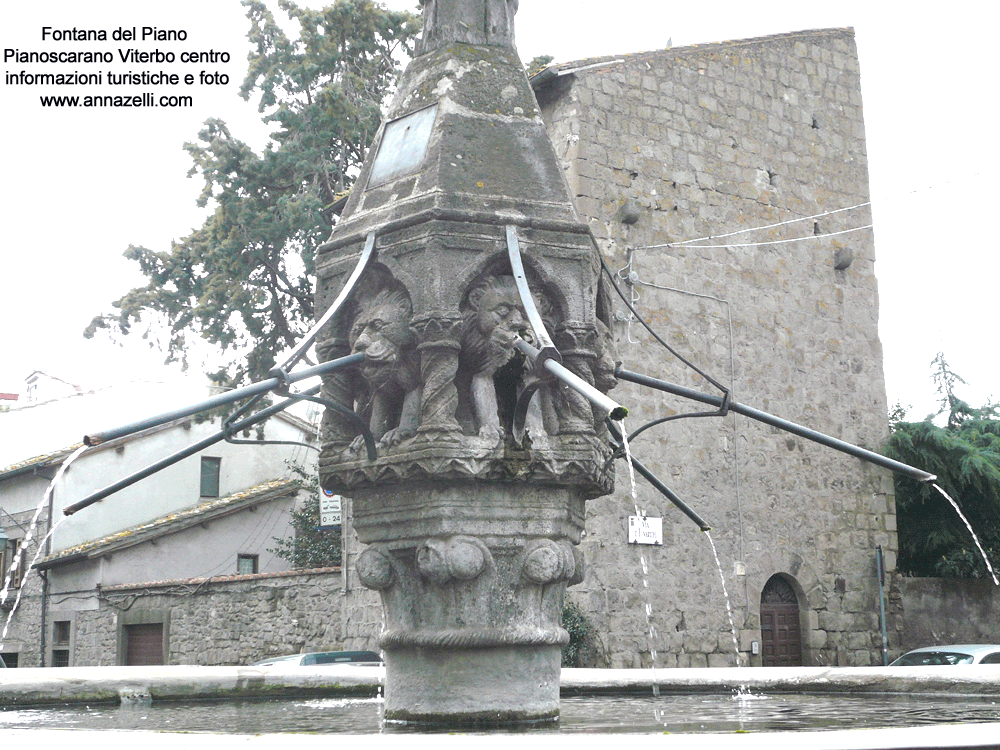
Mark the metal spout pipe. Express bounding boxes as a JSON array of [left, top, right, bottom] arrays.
[[83, 353, 364, 446], [629, 455, 712, 532], [616, 367, 937, 484], [606, 422, 711, 531], [64, 385, 322, 516], [515, 339, 628, 421]]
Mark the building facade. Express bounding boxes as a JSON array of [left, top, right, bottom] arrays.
[[531, 28, 897, 667], [0, 382, 322, 667]]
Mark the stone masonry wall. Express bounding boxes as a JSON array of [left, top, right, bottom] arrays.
[[900, 578, 1000, 651], [535, 28, 899, 668], [0, 504, 49, 668], [67, 569, 379, 666]]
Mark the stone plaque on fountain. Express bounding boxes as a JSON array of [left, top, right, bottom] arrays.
[[314, 0, 617, 725]]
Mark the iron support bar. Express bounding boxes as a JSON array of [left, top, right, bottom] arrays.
[[506, 225, 558, 356], [616, 367, 936, 484], [275, 231, 375, 372], [65, 385, 322, 516], [511, 379, 543, 445], [515, 339, 628, 421], [607, 421, 711, 531], [83, 353, 364, 447]]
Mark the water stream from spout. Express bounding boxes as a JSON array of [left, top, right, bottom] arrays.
[[705, 531, 742, 669], [932, 483, 999, 586], [1, 445, 87, 655], [617, 421, 661, 712]]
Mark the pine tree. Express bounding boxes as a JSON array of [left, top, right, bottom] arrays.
[[86, 0, 421, 384], [885, 355, 1000, 578]]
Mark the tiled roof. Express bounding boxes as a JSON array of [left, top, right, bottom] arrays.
[[37, 478, 300, 569], [102, 566, 340, 592], [0, 444, 83, 480]]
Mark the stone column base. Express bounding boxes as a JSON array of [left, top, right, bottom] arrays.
[[383, 644, 562, 725]]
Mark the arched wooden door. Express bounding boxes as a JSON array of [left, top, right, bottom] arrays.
[[760, 574, 802, 666]]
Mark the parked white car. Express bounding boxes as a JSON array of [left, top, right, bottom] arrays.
[[252, 650, 382, 667], [890, 645, 1000, 666]]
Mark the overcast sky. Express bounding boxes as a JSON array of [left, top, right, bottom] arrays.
[[2, 0, 996, 423]]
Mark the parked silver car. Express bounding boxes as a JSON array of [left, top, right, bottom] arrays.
[[890, 645, 1000, 666], [252, 650, 382, 667]]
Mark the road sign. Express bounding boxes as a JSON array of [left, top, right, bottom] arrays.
[[319, 489, 342, 528], [628, 516, 663, 545]]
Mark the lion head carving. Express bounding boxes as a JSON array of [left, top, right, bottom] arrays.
[[348, 287, 421, 445]]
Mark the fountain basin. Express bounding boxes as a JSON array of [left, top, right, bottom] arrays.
[[4, 664, 1000, 706], [2, 666, 1000, 747]]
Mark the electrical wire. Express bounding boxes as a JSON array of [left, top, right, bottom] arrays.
[[631, 170, 979, 252], [632, 201, 872, 250], [663, 224, 873, 250], [599, 253, 731, 399]]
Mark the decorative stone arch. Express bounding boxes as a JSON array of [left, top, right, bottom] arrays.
[[454, 248, 569, 328], [749, 551, 823, 666]]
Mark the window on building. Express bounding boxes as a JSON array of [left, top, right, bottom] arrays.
[[237, 554, 259, 575], [51, 619, 72, 667], [51, 649, 70, 667], [200, 456, 221, 498], [53, 620, 71, 645], [2, 538, 24, 589]]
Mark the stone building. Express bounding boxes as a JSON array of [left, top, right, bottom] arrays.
[[0, 382, 322, 667], [530, 27, 896, 668]]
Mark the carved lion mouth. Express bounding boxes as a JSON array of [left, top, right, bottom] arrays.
[[354, 340, 396, 363]]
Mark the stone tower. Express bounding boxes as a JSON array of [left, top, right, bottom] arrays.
[[313, 0, 616, 724]]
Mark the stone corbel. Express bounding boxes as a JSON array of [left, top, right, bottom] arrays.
[[416, 536, 493, 587]]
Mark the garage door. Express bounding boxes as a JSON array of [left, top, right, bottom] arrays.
[[125, 623, 164, 665]]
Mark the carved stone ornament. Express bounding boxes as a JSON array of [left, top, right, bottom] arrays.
[[347, 285, 422, 449], [459, 274, 534, 442], [416, 535, 492, 586], [519, 538, 575, 585], [356, 545, 397, 591]]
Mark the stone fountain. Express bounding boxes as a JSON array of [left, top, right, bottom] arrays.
[[314, 0, 618, 725]]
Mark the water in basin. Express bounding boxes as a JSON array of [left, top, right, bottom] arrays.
[[2, 692, 998, 735]]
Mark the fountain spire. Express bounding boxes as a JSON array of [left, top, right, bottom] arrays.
[[314, 0, 617, 726], [417, 0, 519, 54]]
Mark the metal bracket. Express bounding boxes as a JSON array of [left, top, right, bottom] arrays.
[[277, 231, 376, 373], [288, 393, 377, 463], [511, 379, 543, 446], [506, 225, 561, 376], [605, 420, 711, 531]]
